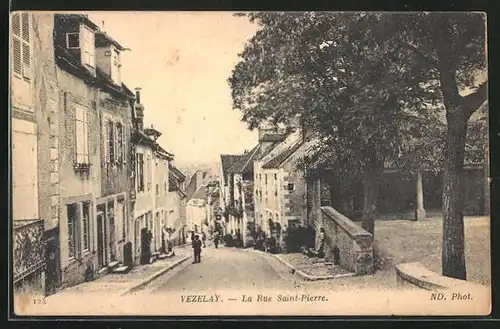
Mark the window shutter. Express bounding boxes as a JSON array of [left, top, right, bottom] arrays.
[[21, 13, 30, 79], [122, 125, 126, 164], [84, 110, 90, 163], [12, 38, 22, 75], [75, 107, 85, 164], [103, 118, 109, 163], [21, 13, 29, 42], [12, 13, 21, 36]]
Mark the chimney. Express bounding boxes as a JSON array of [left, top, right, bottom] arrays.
[[134, 87, 144, 131], [135, 87, 141, 104]]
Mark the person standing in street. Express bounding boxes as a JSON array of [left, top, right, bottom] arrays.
[[192, 235, 202, 263], [201, 231, 207, 248], [213, 231, 219, 249]]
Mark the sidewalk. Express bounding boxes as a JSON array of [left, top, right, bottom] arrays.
[[47, 247, 190, 300]]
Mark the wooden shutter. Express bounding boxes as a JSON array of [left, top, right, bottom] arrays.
[[84, 110, 90, 163], [122, 125, 127, 164], [21, 13, 30, 79], [75, 106, 85, 164], [11, 14, 22, 75]]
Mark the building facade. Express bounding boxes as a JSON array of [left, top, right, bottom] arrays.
[[166, 166, 188, 245], [11, 12, 49, 295]]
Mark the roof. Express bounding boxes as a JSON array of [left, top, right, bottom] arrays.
[[260, 133, 287, 142], [192, 186, 206, 200], [55, 45, 134, 100], [259, 130, 301, 167], [221, 154, 243, 175], [170, 166, 186, 181], [229, 144, 260, 174], [154, 143, 174, 160], [95, 31, 128, 51], [262, 140, 304, 169], [186, 172, 202, 200]]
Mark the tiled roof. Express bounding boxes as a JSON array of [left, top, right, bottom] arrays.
[[260, 133, 287, 142], [55, 45, 134, 100], [229, 144, 260, 174], [262, 140, 304, 169], [221, 154, 243, 175], [95, 31, 128, 51], [192, 186, 206, 200], [169, 171, 180, 191], [170, 166, 186, 181]]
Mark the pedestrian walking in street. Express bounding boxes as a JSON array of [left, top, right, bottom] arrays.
[[213, 231, 220, 249], [192, 234, 202, 263], [201, 231, 207, 248]]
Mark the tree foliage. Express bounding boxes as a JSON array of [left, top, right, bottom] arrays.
[[229, 12, 487, 279]]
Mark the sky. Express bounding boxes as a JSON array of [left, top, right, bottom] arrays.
[[86, 12, 259, 166]]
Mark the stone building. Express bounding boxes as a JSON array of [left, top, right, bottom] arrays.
[[49, 13, 140, 289], [11, 12, 52, 295], [131, 90, 174, 263], [94, 29, 136, 271], [166, 165, 188, 245]]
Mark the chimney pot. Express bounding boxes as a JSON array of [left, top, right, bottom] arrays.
[[135, 87, 142, 104]]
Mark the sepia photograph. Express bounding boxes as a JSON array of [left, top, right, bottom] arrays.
[[10, 11, 490, 317]]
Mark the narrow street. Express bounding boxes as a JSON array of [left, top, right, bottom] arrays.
[[145, 244, 302, 293]]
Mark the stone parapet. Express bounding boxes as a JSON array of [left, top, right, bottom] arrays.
[[320, 206, 374, 275]]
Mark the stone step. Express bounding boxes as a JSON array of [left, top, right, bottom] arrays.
[[107, 261, 120, 271], [158, 251, 175, 260], [98, 267, 108, 276], [113, 265, 131, 274]]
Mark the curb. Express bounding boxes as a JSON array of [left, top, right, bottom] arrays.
[[246, 248, 355, 281], [121, 255, 190, 295]]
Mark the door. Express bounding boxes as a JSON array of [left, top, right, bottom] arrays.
[[97, 212, 106, 269], [44, 228, 60, 296], [108, 202, 116, 262]]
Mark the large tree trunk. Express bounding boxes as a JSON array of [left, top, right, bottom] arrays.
[[362, 156, 383, 236], [429, 15, 485, 280], [442, 113, 468, 280]]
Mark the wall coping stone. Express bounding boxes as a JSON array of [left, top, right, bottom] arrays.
[[395, 262, 485, 291], [321, 206, 373, 248]]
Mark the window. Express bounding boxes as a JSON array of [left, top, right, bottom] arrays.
[[265, 174, 268, 185], [67, 204, 78, 259], [80, 24, 95, 68], [82, 201, 90, 251], [75, 105, 90, 164], [164, 181, 167, 194], [156, 184, 159, 196], [116, 122, 123, 163], [66, 33, 79, 49], [136, 153, 144, 192], [288, 183, 295, 191], [147, 155, 152, 191], [107, 121, 115, 163], [274, 173, 277, 180], [11, 13, 31, 80], [111, 48, 122, 85]]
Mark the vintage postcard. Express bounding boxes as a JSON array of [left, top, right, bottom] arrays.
[[10, 11, 490, 317]]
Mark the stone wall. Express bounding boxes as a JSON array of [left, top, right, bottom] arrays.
[[320, 206, 374, 275]]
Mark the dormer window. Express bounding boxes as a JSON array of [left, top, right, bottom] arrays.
[[65, 23, 95, 70], [80, 25, 95, 69]]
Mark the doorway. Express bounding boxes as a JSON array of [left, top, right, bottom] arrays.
[[44, 227, 61, 296], [96, 210, 107, 269]]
